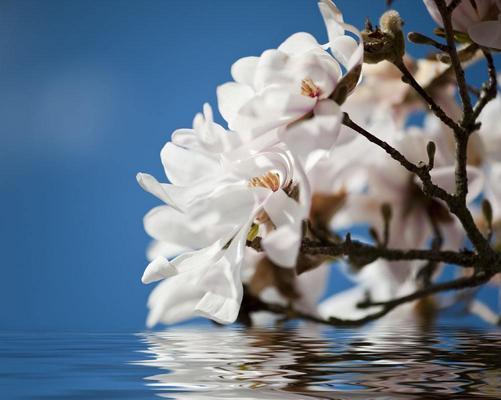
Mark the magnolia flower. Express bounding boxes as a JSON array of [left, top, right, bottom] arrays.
[[217, 0, 363, 169], [423, 0, 501, 50], [137, 107, 311, 323]]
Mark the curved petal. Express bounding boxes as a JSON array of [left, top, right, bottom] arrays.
[[231, 56, 259, 87], [278, 32, 322, 54], [142, 256, 176, 284], [280, 98, 342, 171], [146, 275, 204, 327], [468, 18, 501, 51], [216, 81, 254, 127], [261, 189, 306, 268], [136, 173, 180, 209], [144, 205, 223, 249], [160, 142, 219, 186]]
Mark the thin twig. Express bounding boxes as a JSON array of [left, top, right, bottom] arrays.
[[358, 271, 493, 309], [472, 50, 498, 122], [434, 0, 473, 121], [343, 113, 452, 203], [393, 58, 458, 130]]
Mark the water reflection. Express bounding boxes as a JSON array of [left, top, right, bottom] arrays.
[[135, 323, 501, 399]]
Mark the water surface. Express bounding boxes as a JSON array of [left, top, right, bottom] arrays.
[[1, 324, 501, 399]]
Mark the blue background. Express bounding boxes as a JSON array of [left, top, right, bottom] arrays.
[[0, 0, 498, 331]]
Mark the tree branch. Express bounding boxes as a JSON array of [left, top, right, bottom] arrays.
[[472, 50, 498, 122], [342, 113, 452, 203], [357, 271, 493, 309], [434, 0, 473, 122], [393, 58, 459, 131]]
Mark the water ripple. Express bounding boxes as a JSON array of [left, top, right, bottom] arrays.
[[1, 324, 501, 399]]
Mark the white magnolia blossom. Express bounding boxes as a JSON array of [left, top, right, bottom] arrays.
[[217, 0, 363, 170], [137, 0, 500, 327], [137, 103, 312, 324], [423, 0, 501, 50]]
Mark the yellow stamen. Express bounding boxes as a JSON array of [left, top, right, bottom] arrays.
[[301, 78, 321, 98]]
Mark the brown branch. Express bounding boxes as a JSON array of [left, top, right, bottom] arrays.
[[472, 50, 498, 122], [342, 113, 452, 203], [247, 235, 482, 268], [241, 270, 494, 328], [357, 271, 493, 309], [393, 58, 459, 131], [434, 0, 473, 121]]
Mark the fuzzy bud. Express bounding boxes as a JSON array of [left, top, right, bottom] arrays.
[[361, 10, 405, 64]]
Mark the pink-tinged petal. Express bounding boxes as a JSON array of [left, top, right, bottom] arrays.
[[160, 142, 219, 186], [468, 18, 501, 51], [142, 256, 176, 284], [280, 99, 342, 171], [277, 32, 321, 54], [231, 56, 259, 87], [216, 81, 254, 126]]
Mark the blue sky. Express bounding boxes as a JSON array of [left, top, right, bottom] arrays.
[[0, 0, 498, 331]]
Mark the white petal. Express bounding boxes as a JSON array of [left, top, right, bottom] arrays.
[[195, 292, 241, 324], [136, 173, 179, 209], [264, 189, 306, 227], [231, 56, 259, 87], [261, 189, 306, 268], [468, 18, 501, 51], [142, 256, 176, 284], [278, 32, 321, 54], [216, 82, 254, 126], [146, 240, 188, 261], [262, 224, 302, 268], [144, 205, 224, 249], [160, 142, 219, 186], [280, 99, 342, 171], [146, 276, 203, 327], [231, 85, 316, 135]]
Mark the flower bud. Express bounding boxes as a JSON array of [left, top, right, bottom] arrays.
[[427, 141, 436, 169], [482, 199, 493, 228], [361, 10, 405, 64]]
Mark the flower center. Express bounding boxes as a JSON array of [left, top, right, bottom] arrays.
[[301, 78, 321, 98], [249, 171, 281, 192]]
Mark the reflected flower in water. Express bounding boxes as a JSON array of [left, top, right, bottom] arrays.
[[133, 323, 501, 399]]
